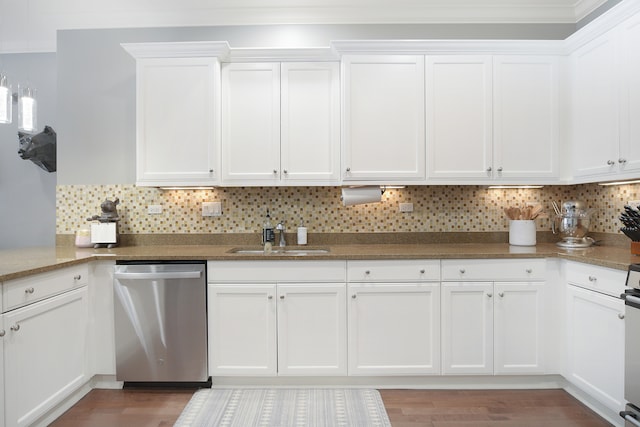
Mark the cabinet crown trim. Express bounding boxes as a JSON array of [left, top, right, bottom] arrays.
[[121, 41, 231, 58]]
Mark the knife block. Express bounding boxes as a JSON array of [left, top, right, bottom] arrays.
[[632, 241, 640, 255]]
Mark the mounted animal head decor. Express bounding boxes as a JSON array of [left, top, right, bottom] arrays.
[[18, 125, 56, 173]]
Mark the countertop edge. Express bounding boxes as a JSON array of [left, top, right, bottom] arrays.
[[1, 243, 637, 282]]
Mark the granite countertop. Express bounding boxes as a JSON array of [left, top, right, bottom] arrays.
[[1, 242, 638, 282]]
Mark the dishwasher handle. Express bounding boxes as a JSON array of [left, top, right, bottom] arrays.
[[621, 411, 640, 427], [114, 271, 202, 280]]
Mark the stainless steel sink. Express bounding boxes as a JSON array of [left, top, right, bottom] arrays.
[[228, 247, 330, 255]]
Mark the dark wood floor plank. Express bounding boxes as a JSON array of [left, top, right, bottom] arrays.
[[50, 388, 612, 427]]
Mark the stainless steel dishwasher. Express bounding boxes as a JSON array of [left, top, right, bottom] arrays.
[[113, 261, 210, 386]]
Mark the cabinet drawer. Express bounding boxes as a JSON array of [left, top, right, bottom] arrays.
[[347, 260, 440, 282], [208, 260, 346, 283], [441, 259, 546, 281], [565, 261, 627, 297], [2, 264, 89, 312]]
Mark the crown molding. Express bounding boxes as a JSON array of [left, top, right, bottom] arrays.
[[226, 47, 339, 62], [331, 39, 566, 55], [565, 0, 640, 52], [121, 41, 231, 59]]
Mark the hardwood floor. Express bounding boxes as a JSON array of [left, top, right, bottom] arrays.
[[50, 388, 612, 427]]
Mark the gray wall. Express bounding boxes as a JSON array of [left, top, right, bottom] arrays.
[[0, 53, 57, 249]]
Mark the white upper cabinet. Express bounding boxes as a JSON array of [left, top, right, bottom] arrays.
[[222, 62, 340, 186], [135, 57, 220, 186], [570, 12, 640, 182], [222, 62, 281, 184], [570, 32, 619, 179], [618, 13, 640, 176], [342, 55, 426, 182], [426, 55, 493, 181], [493, 56, 559, 180], [427, 55, 559, 183], [280, 63, 341, 184]]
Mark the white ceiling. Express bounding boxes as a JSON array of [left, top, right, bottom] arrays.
[[0, 0, 610, 53]]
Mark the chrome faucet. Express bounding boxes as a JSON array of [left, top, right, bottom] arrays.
[[276, 220, 286, 247]]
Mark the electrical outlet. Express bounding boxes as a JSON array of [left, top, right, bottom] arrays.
[[399, 202, 414, 213], [148, 205, 163, 214], [202, 201, 222, 217]]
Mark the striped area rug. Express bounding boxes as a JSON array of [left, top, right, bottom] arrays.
[[174, 388, 391, 427]]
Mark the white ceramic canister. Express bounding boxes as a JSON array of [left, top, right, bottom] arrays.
[[509, 220, 537, 246]]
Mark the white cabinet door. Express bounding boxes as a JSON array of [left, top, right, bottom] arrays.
[[426, 55, 493, 180], [4, 288, 89, 427], [441, 282, 493, 375], [208, 284, 277, 376], [571, 32, 620, 178], [619, 13, 640, 174], [277, 283, 347, 376], [0, 316, 4, 427], [281, 62, 340, 184], [493, 56, 559, 180], [494, 282, 545, 374], [136, 57, 220, 186], [222, 63, 281, 184], [348, 283, 440, 375], [566, 284, 625, 413], [342, 55, 426, 182]]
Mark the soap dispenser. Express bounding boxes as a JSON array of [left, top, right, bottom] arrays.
[[262, 209, 275, 252], [297, 219, 308, 246]]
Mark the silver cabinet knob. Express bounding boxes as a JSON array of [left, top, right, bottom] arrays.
[[209, 169, 214, 173], [498, 292, 504, 298], [365, 270, 370, 275], [24, 287, 35, 294], [486, 167, 492, 172], [487, 293, 493, 298], [588, 276, 597, 282], [619, 158, 627, 164], [346, 167, 351, 172], [420, 269, 425, 274], [283, 170, 288, 174], [497, 167, 503, 172], [0, 330, 5, 337], [618, 313, 625, 320], [280, 295, 285, 300], [74, 275, 82, 281], [273, 170, 278, 174], [526, 269, 532, 274], [459, 268, 466, 274], [10, 324, 20, 332], [268, 295, 273, 300], [352, 294, 357, 299], [607, 160, 615, 166]]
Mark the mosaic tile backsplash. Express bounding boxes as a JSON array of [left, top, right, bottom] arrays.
[[56, 184, 640, 237]]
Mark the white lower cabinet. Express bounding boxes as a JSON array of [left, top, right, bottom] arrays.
[[208, 284, 278, 376], [348, 282, 440, 375], [441, 259, 546, 375], [565, 284, 625, 413], [3, 287, 89, 427], [208, 282, 347, 376], [277, 284, 346, 376]]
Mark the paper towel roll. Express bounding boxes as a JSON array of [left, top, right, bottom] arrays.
[[341, 186, 382, 206]]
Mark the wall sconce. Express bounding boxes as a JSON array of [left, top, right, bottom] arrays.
[[0, 73, 12, 124], [18, 85, 37, 132], [0, 73, 38, 132]]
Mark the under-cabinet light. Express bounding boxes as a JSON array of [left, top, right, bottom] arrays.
[[159, 186, 216, 190], [488, 185, 544, 189], [598, 180, 640, 186]]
